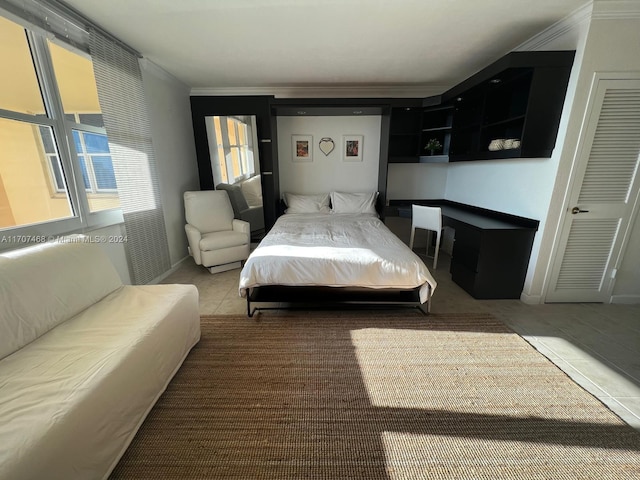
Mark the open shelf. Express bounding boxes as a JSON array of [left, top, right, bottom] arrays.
[[420, 105, 453, 159]]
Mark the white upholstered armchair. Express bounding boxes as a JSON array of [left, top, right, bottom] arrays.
[[184, 190, 250, 274]]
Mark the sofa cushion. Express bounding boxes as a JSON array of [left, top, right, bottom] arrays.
[[241, 175, 263, 207], [0, 239, 123, 361]]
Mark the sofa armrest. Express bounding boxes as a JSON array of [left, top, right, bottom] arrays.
[[184, 223, 203, 265]]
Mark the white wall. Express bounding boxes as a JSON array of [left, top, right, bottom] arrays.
[[140, 59, 200, 268], [277, 116, 381, 195], [444, 159, 559, 220], [387, 163, 448, 200]]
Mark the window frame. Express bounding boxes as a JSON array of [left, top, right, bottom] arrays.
[[66, 115, 118, 194], [0, 16, 123, 249], [214, 116, 256, 185]]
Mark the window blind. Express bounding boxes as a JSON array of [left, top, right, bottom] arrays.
[[89, 29, 171, 284], [0, 0, 138, 56]]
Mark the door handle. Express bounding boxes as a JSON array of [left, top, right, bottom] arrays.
[[571, 206, 589, 214]]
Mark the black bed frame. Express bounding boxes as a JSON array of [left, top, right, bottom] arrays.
[[245, 285, 431, 317]]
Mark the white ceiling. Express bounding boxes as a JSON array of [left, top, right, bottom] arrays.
[[63, 0, 587, 93]]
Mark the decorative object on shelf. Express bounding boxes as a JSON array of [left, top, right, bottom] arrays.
[[342, 135, 363, 162], [424, 138, 443, 155], [292, 135, 313, 162], [489, 138, 521, 151], [488, 139, 505, 151], [318, 137, 335, 156]]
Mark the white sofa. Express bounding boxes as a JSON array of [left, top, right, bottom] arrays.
[[0, 238, 200, 480]]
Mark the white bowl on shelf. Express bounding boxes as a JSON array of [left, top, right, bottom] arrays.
[[488, 139, 504, 151], [503, 138, 521, 149]]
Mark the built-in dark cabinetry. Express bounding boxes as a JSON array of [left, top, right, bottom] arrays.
[[446, 211, 537, 299], [387, 101, 454, 164], [387, 50, 574, 164], [388, 103, 422, 162], [446, 51, 575, 161]]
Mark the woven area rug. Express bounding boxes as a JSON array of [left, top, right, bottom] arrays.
[[110, 312, 640, 479]]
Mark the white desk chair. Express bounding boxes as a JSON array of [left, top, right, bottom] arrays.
[[409, 205, 442, 269]]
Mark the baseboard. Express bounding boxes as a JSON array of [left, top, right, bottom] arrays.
[[610, 294, 640, 304], [520, 292, 543, 305]]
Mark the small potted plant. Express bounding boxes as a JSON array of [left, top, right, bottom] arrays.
[[424, 138, 442, 155]]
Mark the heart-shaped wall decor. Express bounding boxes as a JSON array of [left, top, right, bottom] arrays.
[[319, 137, 335, 156]]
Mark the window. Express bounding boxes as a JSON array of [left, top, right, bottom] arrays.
[[37, 125, 66, 193], [76, 131, 116, 191], [39, 121, 118, 194], [0, 14, 121, 236], [48, 39, 120, 213]]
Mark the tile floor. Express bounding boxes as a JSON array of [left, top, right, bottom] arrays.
[[162, 252, 640, 430]]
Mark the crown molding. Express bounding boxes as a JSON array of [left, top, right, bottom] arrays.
[[592, 0, 640, 19], [515, 2, 593, 51], [140, 58, 190, 91], [190, 84, 450, 99]]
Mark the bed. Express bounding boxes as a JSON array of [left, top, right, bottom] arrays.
[[239, 192, 437, 317]]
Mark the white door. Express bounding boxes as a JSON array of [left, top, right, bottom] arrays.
[[546, 76, 640, 303]]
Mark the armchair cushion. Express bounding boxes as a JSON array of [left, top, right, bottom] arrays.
[[184, 190, 234, 232], [200, 230, 249, 251]]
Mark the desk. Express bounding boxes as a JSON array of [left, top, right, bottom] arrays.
[[390, 201, 538, 299]]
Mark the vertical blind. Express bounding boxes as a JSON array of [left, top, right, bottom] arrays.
[[89, 28, 171, 284]]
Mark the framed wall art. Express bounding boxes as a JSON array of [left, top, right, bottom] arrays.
[[292, 135, 313, 162], [342, 135, 363, 162]]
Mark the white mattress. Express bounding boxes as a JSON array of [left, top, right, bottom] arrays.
[[239, 213, 436, 303], [0, 284, 200, 480]]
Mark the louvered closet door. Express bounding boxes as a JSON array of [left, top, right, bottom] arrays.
[[546, 78, 640, 302]]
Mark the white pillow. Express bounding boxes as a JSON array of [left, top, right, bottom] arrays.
[[283, 193, 331, 214], [330, 191, 378, 215], [241, 175, 262, 207]]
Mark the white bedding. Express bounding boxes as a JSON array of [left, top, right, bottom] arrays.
[[239, 213, 436, 303]]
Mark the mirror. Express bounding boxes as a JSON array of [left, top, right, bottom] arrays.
[[204, 115, 265, 239]]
